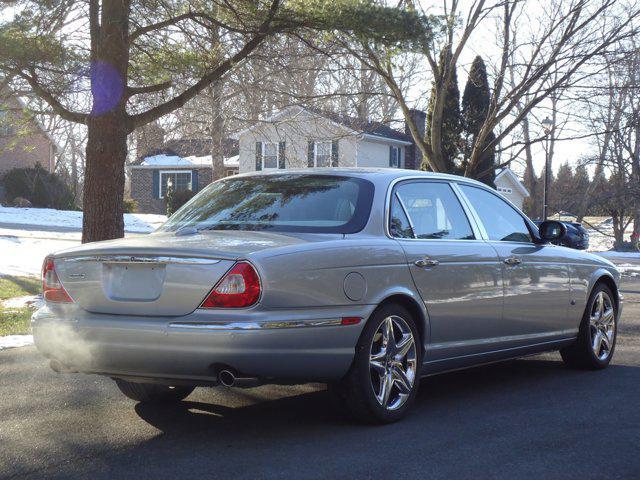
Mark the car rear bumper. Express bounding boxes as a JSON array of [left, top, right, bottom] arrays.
[[32, 305, 371, 384]]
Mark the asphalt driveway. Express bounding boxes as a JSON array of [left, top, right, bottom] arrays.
[[1, 295, 639, 480]]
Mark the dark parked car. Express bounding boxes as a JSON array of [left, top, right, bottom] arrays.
[[535, 221, 589, 250]]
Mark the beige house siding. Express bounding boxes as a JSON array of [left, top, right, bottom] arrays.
[[357, 139, 405, 169], [495, 170, 529, 210], [239, 110, 359, 173]]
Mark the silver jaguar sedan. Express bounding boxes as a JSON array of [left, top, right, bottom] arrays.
[[33, 169, 621, 423]]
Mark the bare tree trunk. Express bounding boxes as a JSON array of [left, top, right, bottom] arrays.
[[82, 0, 130, 242], [83, 115, 127, 242]]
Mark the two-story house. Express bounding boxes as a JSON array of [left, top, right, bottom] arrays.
[[234, 107, 423, 173]]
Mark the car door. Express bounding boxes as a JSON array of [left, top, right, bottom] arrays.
[[457, 184, 573, 343], [389, 180, 504, 362]]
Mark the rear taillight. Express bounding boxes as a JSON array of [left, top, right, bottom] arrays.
[[200, 261, 261, 308], [42, 256, 73, 303]]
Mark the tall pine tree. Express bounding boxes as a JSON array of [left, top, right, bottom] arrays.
[[462, 55, 496, 187], [425, 47, 462, 173]]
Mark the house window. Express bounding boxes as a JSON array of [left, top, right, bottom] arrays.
[[160, 170, 192, 198], [390, 146, 402, 168], [314, 141, 332, 167], [497, 187, 513, 194], [262, 142, 279, 169]]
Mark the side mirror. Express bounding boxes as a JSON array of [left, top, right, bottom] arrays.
[[538, 220, 566, 242]]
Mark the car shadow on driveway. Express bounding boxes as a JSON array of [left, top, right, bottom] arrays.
[[115, 356, 640, 480]]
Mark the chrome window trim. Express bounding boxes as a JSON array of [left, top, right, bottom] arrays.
[[384, 176, 485, 242], [61, 255, 222, 266], [168, 318, 343, 331], [450, 182, 488, 240]]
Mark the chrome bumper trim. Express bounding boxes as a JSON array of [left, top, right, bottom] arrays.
[[168, 318, 343, 331]]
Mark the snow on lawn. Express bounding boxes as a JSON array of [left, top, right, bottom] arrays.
[[0, 236, 79, 277], [3, 295, 43, 309], [0, 205, 166, 233], [0, 335, 33, 350]]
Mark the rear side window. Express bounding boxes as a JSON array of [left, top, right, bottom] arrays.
[[390, 195, 414, 238], [459, 185, 532, 243], [391, 182, 474, 240]]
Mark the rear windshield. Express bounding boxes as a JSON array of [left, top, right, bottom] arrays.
[[158, 174, 375, 234]]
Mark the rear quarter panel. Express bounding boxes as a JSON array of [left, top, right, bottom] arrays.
[[249, 237, 419, 310]]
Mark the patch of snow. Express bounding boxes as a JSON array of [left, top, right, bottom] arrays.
[[0, 236, 79, 277], [3, 295, 43, 310], [140, 154, 239, 168], [0, 206, 166, 233], [0, 335, 33, 350]]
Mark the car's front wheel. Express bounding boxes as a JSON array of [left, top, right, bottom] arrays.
[[560, 283, 617, 369], [114, 378, 195, 403], [332, 303, 421, 423]]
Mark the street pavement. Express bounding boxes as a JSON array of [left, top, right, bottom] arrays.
[[1, 294, 639, 480]]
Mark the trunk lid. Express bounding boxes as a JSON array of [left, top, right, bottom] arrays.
[[53, 230, 308, 316]]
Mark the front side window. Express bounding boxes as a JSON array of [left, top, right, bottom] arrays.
[[160, 171, 192, 198], [460, 185, 532, 242], [391, 182, 474, 240], [159, 174, 375, 234], [262, 143, 279, 169], [314, 141, 332, 167]]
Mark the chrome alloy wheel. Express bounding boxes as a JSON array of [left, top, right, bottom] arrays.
[[369, 315, 417, 411], [590, 290, 616, 361]]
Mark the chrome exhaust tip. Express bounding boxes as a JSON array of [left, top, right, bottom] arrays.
[[218, 369, 235, 387]]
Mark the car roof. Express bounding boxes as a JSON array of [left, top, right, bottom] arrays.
[[232, 167, 489, 188]]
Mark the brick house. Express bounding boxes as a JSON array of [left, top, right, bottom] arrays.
[[0, 91, 58, 179], [129, 138, 239, 214]]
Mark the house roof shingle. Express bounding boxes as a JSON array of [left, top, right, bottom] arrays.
[[304, 107, 412, 143]]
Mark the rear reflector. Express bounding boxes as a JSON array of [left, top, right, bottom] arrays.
[[42, 256, 73, 303], [200, 261, 261, 308]]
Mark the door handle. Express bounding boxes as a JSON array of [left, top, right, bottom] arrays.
[[504, 257, 522, 266], [415, 258, 439, 268]]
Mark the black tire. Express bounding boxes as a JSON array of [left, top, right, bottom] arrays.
[[114, 378, 195, 403], [334, 303, 422, 424], [560, 283, 617, 370]]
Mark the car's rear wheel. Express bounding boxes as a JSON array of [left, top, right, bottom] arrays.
[[560, 284, 617, 369], [332, 303, 421, 423], [114, 378, 195, 403]]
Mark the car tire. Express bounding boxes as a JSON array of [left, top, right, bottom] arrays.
[[335, 303, 422, 424], [560, 283, 617, 370], [114, 378, 195, 403]]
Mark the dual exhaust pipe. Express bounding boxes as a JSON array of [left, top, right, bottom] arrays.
[[218, 369, 259, 388]]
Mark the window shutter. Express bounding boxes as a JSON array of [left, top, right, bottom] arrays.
[[389, 146, 394, 167], [307, 141, 314, 167], [192, 169, 199, 191], [152, 170, 160, 198], [255, 142, 262, 171], [278, 141, 286, 169], [331, 140, 339, 167]]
